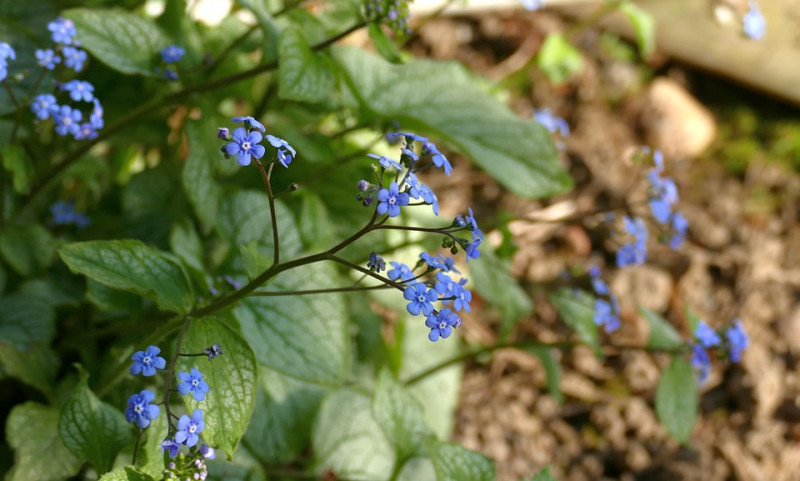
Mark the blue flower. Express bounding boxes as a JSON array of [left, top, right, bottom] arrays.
[[648, 168, 679, 225], [62, 46, 87, 71], [388, 261, 414, 281], [435, 273, 471, 312], [376, 182, 410, 217], [62, 80, 95, 102], [75, 122, 98, 141], [199, 443, 216, 459], [616, 216, 648, 267], [161, 45, 185, 63], [161, 438, 180, 458], [367, 252, 386, 272], [465, 237, 482, 262], [743, 1, 766, 40], [225, 127, 266, 166], [50, 201, 90, 227], [124, 390, 160, 429], [406, 173, 439, 215], [90, 99, 104, 129], [35, 49, 60, 70], [465, 207, 483, 240], [726, 319, 749, 363], [367, 153, 403, 171], [534, 108, 569, 136], [178, 368, 210, 401], [265, 135, 296, 168], [589, 266, 609, 296], [694, 321, 721, 348], [231, 116, 265, 132], [691, 344, 711, 383], [521, 0, 545, 10], [594, 298, 621, 333], [203, 344, 223, 360], [53, 105, 82, 137], [403, 282, 438, 316], [175, 409, 205, 447], [48, 17, 77, 45], [130, 345, 167, 376], [670, 212, 688, 249], [31, 94, 58, 120], [425, 308, 460, 341], [401, 147, 419, 165], [387, 131, 428, 144], [0, 42, 14, 61], [223, 275, 241, 290], [422, 141, 452, 175]]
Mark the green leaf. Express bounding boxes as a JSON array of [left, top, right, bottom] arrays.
[[620, 1, 655, 58], [524, 346, 563, 404], [98, 466, 156, 481], [655, 356, 697, 444], [469, 244, 532, 339], [0, 292, 56, 349], [536, 33, 583, 84], [243, 367, 325, 464], [297, 191, 336, 251], [60, 240, 195, 314], [0, 224, 56, 276], [63, 8, 168, 75], [176, 317, 257, 459], [334, 47, 571, 198], [312, 389, 394, 480], [234, 263, 349, 384], [372, 370, 433, 462], [122, 166, 189, 247], [685, 307, 702, 337], [136, 407, 169, 479], [526, 466, 559, 481], [5, 403, 82, 481], [217, 191, 302, 256], [59, 366, 131, 474], [368, 23, 403, 63], [278, 27, 336, 103], [640, 307, 683, 350], [425, 439, 495, 481], [240, 241, 271, 279], [2, 144, 33, 193], [0, 343, 59, 398], [550, 288, 599, 349], [184, 119, 222, 235], [87, 280, 145, 314]]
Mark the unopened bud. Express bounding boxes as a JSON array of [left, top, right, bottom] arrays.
[[217, 127, 230, 140], [357, 179, 370, 192]]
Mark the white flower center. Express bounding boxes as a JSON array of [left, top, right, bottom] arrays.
[[242, 141, 251, 151], [189, 424, 197, 434]]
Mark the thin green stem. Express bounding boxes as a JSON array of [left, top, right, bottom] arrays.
[[255, 158, 280, 265], [250, 284, 393, 296], [131, 428, 144, 465], [162, 317, 192, 432]]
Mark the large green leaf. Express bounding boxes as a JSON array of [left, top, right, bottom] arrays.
[[312, 389, 394, 481], [63, 8, 168, 75], [0, 292, 56, 349], [234, 263, 349, 384], [550, 288, 599, 349], [334, 47, 571, 198], [243, 367, 326, 464], [640, 307, 683, 351], [278, 27, 336, 103], [136, 407, 169, 479], [5, 402, 82, 481], [98, 466, 155, 481], [655, 356, 697, 444], [0, 224, 56, 276], [216, 190, 302, 257], [60, 240, 195, 314], [425, 440, 495, 481], [176, 317, 257, 459], [59, 367, 131, 474], [2, 144, 33, 194], [0, 343, 59, 398], [372, 370, 433, 463], [184, 119, 222, 235]]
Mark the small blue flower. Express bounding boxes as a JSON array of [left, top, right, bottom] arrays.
[[401, 147, 419, 164], [62, 80, 95, 102], [50, 201, 90, 227], [420, 252, 446, 270], [743, 1, 766, 40], [48, 17, 76, 45], [521, 0, 545, 10], [670, 212, 688, 249], [90, 99, 104, 129], [589, 266, 609, 296], [223, 275, 241, 290], [691, 344, 711, 383], [31, 94, 58, 120], [35, 49, 60, 70], [175, 409, 205, 447], [594, 298, 621, 333], [616, 216, 648, 267], [367, 153, 402, 171], [231, 116, 266, 132], [161, 438, 180, 458], [203, 344, 223, 360], [225, 127, 266, 166], [726, 319, 749, 363], [465, 237, 482, 262], [435, 273, 471, 312], [130, 345, 167, 376], [376, 182, 410, 217], [403, 282, 438, 316], [422, 141, 452, 175], [367, 252, 386, 272], [53, 105, 82, 137], [62, 46, 87, 72], [75, 123, 98, 140], [124, 390, 160, 429], [387, 132, 428, 144], [178, 368, 210, 402], [406, 173, 439, 215], [199, 443, 216, 459], [388, 261, 414, 281], [265, 135, 296, 168], [534, 108, 569, 136], [694, 321, 721, 348], [425, 308, 460, 341], [161, 45, 185, 63], [0, 42, 14, 61]]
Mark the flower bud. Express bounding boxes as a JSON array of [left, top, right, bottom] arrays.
[[217, 127, 230, 140], [357, 179, 370, 192]]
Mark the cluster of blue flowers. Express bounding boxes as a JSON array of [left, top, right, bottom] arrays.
[[588, 266, 621, 333], [690, 320, 749, 382], [363, 0, 413, 35], [743, 1, 766, 40], [15, 18, 105, 140], [218, 116, 295, 168], [50, 200, 91, 228], [124, 343, 220, 477], [157, 44, 185, 81], [0, 42, 14, 82]]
